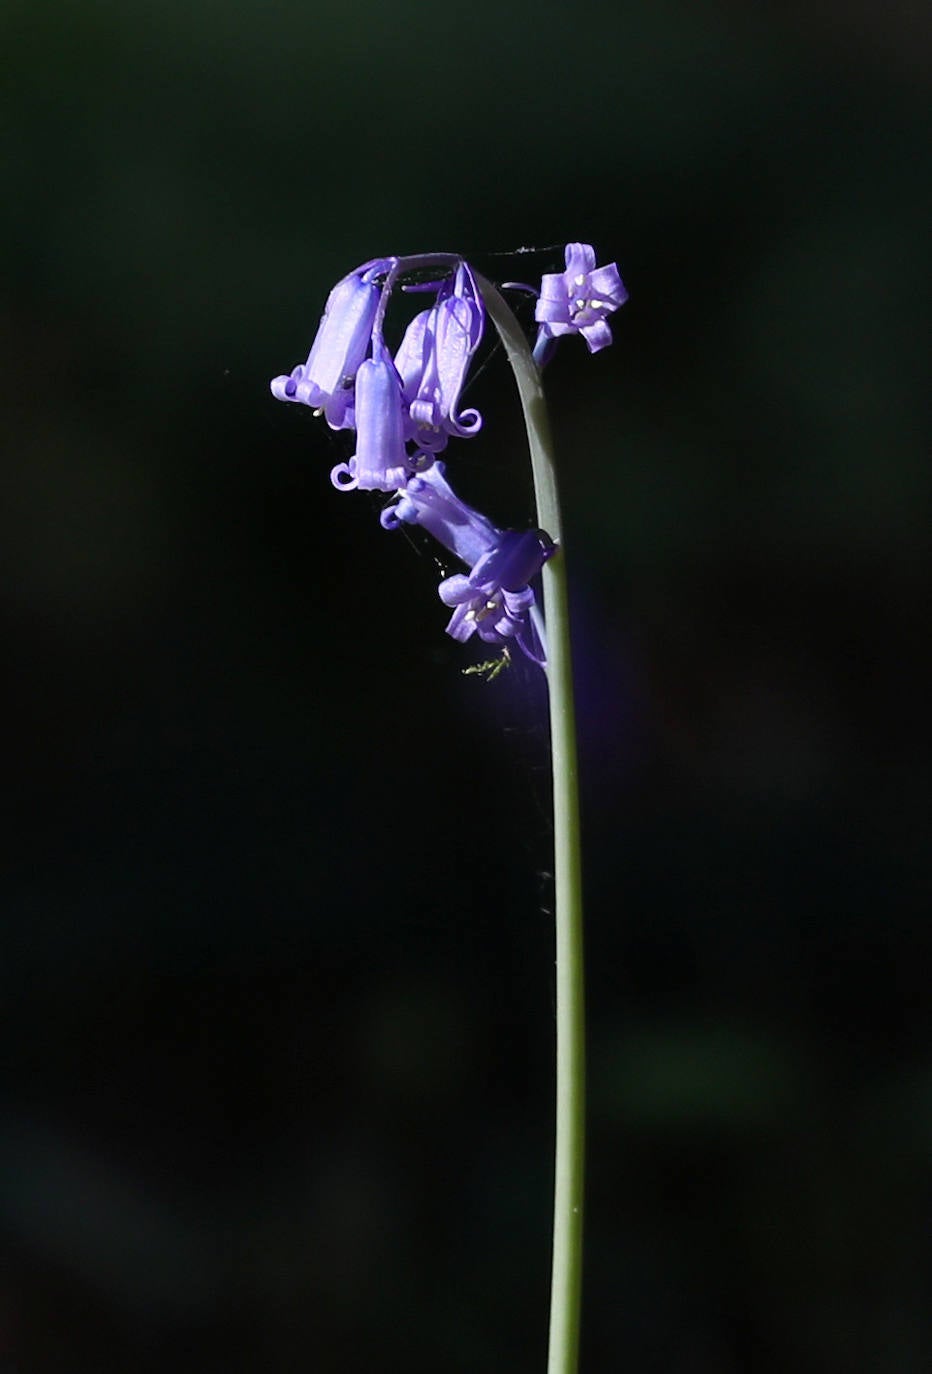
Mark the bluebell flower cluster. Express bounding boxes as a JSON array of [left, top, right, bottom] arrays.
[[271, 247, 626, 666]]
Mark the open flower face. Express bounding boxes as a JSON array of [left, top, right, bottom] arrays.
[[535, 243, 628, 354], [438, 528, 556, 663]]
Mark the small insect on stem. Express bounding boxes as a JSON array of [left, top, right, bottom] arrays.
[[463, 647, 511, 682]]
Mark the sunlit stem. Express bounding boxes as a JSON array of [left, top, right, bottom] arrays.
[[371, 252, 461, 347], [476, 274, 586, 1374]]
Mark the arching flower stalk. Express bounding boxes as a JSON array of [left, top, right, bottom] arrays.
[[270, 245, 626, 1374]]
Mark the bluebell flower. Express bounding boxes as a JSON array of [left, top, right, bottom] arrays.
[[382, 466, 554, 662], [394, 262, 484, 452], [330, 343, 411, 492], [439, 529, 555, 663], [270, 257, 394, 429], [535, 243, 627, 355], [380, 461, 499, 566]]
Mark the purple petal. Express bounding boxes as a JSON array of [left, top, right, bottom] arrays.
[[588, 263, 628, 306], [443, 599, 478, 643], [563, 242, 597, 278], [270, 257, 392, 414], [579, 318, 613, 353], [437, 572, 474, 608], [381, 462, 500, 567], [393, 308, 432, 405], [535, 274, 573, 325], [468, 529, 555, 594], [432, 291, 483, 436], [330, 459, 358, 490]]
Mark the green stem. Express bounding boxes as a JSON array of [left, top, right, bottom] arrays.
[[475, 275, 586, 1374]]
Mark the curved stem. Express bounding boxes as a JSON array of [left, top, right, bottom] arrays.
[[475, 275, 586, 1374], [372, 252, 459, 347]]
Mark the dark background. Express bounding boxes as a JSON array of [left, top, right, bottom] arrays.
[[2, 2, 929, 1370]]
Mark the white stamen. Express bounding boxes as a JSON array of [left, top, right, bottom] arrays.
[[473, 596, 501, 624], [573, 274, 586, 287]]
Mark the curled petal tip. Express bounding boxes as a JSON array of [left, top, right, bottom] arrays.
[[330, 460, 358, 491]]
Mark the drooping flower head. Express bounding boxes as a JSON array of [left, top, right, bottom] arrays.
[[534, 243, 627, 355], [269, 245, 625, 671]]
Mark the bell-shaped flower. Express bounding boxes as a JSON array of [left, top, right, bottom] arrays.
[[380, 461, 500, 568], [330, 343, 411, 493], [393, 305, 433, 411], [394, 262, 484, 452], [438, 528, 556, 664], [534, 243, 628, 355], [270, 257, 393, 429]]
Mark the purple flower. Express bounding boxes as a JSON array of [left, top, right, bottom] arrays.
[[330, 343, 411, 492], [534, 243, 627, 355], [439, 528, 556, 664], [380, 461, 500, 567], [268, 247, 616, 670], [394, 262, 484, 451], [270, 257, 393, 429], [382, 467, 554, 663]]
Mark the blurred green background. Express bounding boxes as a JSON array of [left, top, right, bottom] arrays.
[[2, 1, 929, 1370]]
